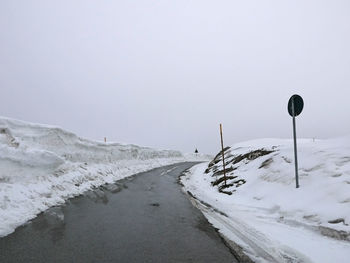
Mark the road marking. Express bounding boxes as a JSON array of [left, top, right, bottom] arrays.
[[160, 166, 178, 176]]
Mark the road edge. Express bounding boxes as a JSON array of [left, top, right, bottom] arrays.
[[178, 168, 255, 263]]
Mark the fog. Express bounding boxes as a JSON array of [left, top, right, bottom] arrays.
[[1, 0, 350, 154]]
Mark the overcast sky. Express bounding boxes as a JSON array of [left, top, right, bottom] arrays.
[[1, 0, 350, 154]]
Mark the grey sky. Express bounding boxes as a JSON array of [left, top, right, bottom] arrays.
[[1, 0, 350, 154]]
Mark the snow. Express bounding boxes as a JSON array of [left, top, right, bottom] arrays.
[[181, 137, 350, 263], [0, 116, 210, 237]]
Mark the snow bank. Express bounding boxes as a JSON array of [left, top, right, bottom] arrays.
[[181, 137, 350, 263], [0, 117, 210, 237]]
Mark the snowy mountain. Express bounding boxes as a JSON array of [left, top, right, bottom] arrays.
[[0, 117, 210, 237], [181, 137, 350, 262]]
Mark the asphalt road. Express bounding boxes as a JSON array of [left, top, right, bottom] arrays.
[[0, 162, 238, 263]]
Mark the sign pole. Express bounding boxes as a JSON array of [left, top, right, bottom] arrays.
[[288, 94, 303, 188], [292, 100, 299, 188], [220, 124, 227, 186]]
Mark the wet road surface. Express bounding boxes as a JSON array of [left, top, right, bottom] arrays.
[[0, 162, 238, 263]]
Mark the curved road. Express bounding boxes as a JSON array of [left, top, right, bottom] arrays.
[[0, 162, 238, 263]]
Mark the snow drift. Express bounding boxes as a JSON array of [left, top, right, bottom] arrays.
[[181, 137, 350, 262], [0, 117, 210, 237]]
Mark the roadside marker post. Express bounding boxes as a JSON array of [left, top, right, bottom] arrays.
[[287, 94, 304, 188], [219, 124, 227, 186]]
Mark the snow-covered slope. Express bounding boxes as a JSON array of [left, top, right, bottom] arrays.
[[0, 117, 210, 237], [181, 137, 350, 263]]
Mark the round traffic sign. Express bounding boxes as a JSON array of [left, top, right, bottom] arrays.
[[288, 94, 304, 117]]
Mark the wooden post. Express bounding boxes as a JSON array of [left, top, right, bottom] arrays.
[[220, 124, 227, 186], [104, 137, 107, 143]]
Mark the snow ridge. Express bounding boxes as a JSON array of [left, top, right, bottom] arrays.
[[181, 137, 350, 263], [0, 116, 210, 237]]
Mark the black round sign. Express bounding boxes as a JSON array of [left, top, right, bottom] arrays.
[[288, 94, 304, 117]]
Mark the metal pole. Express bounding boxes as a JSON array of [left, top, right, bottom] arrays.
[[220, 124, 227, 186], [292, 100, 299, 188]]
